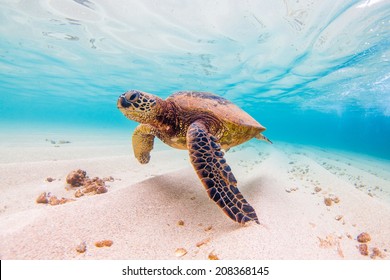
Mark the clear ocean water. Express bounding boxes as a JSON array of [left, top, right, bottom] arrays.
[[0, 0, 389, 159]]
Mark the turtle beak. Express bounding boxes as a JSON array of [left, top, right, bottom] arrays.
[[117, 94, 130, 109], [117, 96, 122, 109]]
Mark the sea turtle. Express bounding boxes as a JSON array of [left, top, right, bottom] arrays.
[[117, 90, 271, 224]]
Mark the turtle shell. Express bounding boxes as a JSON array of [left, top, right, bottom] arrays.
[[167, 91, 266, 130]]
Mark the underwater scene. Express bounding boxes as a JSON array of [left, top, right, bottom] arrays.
[[0, 0, 390, 260]]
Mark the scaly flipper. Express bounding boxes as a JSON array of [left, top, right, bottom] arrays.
[[186, 121, 259, 224], [132, 124, 156, 164]]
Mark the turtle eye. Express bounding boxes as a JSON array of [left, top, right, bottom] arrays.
[[124, 91, 140, 103]]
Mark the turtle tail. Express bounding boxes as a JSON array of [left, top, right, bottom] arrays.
[[255, 133, 272, 144]]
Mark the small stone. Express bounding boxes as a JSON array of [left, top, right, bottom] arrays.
[[335, 215, 343, 221], [48, 196, 73, 205], [96, 185, 108, 194], [66, 169, 87, 187], [204, 225, 213, 232], [175, 248, 187, 257], [76, 242, 87, 253], [371, 247, 385, 259], [177, 220, 185, 226], [314, 186, 322, 193], [357, 232, 371, 243], [285, 187, 298, 193], [103, 176, 114, 182], [36, 192, 48, 204], [59, 197, 71, 204], [324, 197, 332, 206], [95, 241, 104, 247], [46, 177, 55, 182], [208, 252, 219, 260], [91, 177, 104, 185], [74, 189, 84, 198], [358, 244, 369, 256], [83, 185, 95, 194], [332, 196, 340, 203], [95, 240, 113, 247], [102, 240, 113, 247], [196, 238, 210, 248], [49, 196, 61, 206]]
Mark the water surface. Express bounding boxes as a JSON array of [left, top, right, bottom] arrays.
[[0, 0, 389, 158]]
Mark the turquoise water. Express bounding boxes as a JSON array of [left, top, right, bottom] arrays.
[[1, 0, 389, 159]]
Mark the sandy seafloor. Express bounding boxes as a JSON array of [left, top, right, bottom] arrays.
[[0, 127, 389, 260]]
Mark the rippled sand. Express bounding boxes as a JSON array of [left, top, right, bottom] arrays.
[[0, 130, 389, 259]]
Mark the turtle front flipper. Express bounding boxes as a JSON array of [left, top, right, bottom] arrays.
[[132, 124, 156, 164], [186, 121, 259, 224]]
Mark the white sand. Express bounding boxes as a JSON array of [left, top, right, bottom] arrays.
[[0, 131, 389, 260]]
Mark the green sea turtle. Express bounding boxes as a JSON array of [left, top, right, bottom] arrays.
[[117, 90, 271, 224]]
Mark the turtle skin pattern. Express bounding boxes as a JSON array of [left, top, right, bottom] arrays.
[[186, 121, 259, 224]]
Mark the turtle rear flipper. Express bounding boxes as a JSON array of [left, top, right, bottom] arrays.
[[186, 121, 259, 224]]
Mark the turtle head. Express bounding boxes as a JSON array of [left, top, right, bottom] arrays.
[[117, 90, 162, 123]]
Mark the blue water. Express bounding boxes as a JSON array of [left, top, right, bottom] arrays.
[[1, 0, 389, 159]]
